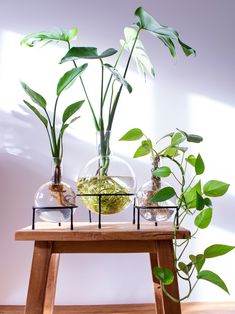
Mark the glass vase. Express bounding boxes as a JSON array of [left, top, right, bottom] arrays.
[[34, 158, 76, 223], [77, 131, 136, 215], [136, 156, 176, 222]]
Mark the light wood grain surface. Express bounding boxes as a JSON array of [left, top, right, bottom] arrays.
[[15, 222, 190, 241]]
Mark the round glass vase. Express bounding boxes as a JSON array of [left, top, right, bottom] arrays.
[[34, 158, 76, 223], [77, 132, 136, 215], [136, 157, 176, 222]]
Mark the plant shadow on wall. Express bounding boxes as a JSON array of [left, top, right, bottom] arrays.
[[120, 127, 235, 301]]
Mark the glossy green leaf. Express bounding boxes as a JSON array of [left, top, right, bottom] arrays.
[[178, 262, 189, 275], [151, 187, 176, 203], [177, 129, 203, 143], [186, 154, 196, 167], [23, 100, 48, 127], [21, 82, 46, 108], [119, 128, 144, 141], [153, 267, 174, 285], [120, 27, 155, 78], [184, 180, 202, 208], [135, 7, 196, 57], [203, 180, 230, 197], [60, 47, 117, 63], [204, 244, 235, 258], [194, 207, 212, 229], [195, 254, 205, 272], [163, 147, 178, 157], [133, 144, 151, 158], [197, 270, 229, 294], [171, 132, 186, 146], [204, 197, 212, 207], [104, 64, 132, 93], [57, 64, 88, 95], [153, 166, 171, 178], [195, 154, 205, 175], [196, 192, 205, 211], [21, 27, 78, 47], [62, 100, 84, 124], [142, 139, 152, 149]]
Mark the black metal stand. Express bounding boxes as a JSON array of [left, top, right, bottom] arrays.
[[77, 193, 134, 229], [32, 206, 77, 230], [132, 205, 179, 230]]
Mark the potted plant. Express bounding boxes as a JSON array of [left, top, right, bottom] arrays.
[[120, 128, 234, 301], [21, 59, 86, 222], [21, 7, 195, 215]]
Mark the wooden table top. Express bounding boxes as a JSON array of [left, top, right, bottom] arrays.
[[15, 222, 190, 241]]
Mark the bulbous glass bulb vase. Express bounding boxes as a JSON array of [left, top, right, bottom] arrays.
[[34, 158, 76, 223], [77, 132, 136, 215]]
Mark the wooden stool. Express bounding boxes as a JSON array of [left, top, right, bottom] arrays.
[[15, 222, 190, 314]]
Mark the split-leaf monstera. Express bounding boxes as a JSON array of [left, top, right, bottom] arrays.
[[21, 6, 195, 175], [120, 128, 233, 302]]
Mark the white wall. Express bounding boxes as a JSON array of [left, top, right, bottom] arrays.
[[0, 0, 235, 305]]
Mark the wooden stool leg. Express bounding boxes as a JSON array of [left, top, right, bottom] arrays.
[[43, 253, 60, 314], [150, 240, 181, 314], [25, 241, 53, 314]]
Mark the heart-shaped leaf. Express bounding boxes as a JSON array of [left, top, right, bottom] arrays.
[[171, 132, 186, 146], [151, 186, 176, 203], [203, 180, 230, 197], [153, 166, 171, 178], [119, 128, 144, 141], [186, 154, 196, 167], [133, 144, 151, 158], [197, 270, 229, 294], [153, 267, 174, 285], [195, 154, 205, 175], [60, 47, 117, 63], [57, 64, 88, 95], [194, 207, 212, 229]]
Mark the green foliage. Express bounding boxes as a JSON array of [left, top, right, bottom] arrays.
[[151, 186, 176, 202], [153, 166, 171, 178], [195, 154, 205, 175], [119, 128, 144, 141], [203, 180, 230, 197], [153, 267, 174, 285], [23, 100, 48, 127], [204, 244, 235, 258], [104, 64, 132, 93], [194, 207, 212, 229], [197, 270, 229, 294], [21, 82, 47, 108], [62, 101, 84, 124]]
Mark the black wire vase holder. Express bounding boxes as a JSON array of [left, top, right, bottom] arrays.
[[32, 206, 78, 230]]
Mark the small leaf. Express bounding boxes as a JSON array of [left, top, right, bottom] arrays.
[[151, 187, 176, 203], [23, 100, 48, 127], [184, 180, 202, 209], [195, 154, 205, 175], [196, 192, 205, 211], [133, 144, 151, 158], [104, 64, 132, 93], [153, 267, 174, 285], [142, 139, 152, 149], [62, 100, 84, 124], [197, 270, 229, 294], [195, 254, 205, 272], [163, 147, 178, 157], [178, 262, 189, 275], [186, 155, 196, 167], [178, 129, 203, 143], [203, 180, 230, 197], [57, 64, 88, 95], [204, 244, 235, 258], [194, 207, 212, 229], [119, 128, 144, 141], [153, 166, 171, 178], [171, 132, 186, 146], [60, 47, 117, 63], [204, 197, 212, 207], [21, 82, 46, 108]]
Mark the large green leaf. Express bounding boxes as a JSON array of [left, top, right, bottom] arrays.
[[153, 166, 171, 178], [104, 64, 132, 93], [197, 270, 229, 294], [120, 27, 155, 78], [204, 244, 235, 258], [151, 186, 176, 203], [133, 144, 151, 158], [153, 267, 174, 285], [21, 82, 46, 109], [57, 64, 88, 96], [21, 27, 78, 47], [195, 154, 205, 175], [184, 180, 202, 209], [119, 128, 143, 141], [62, 100, 84, 124], [135, 7, 196, 57], [194, 207, 212, 229], [171, 132, 186, 146], [203, 180, 230, 197], [23, 100, 48, 127], [60, 47, 117, 63]]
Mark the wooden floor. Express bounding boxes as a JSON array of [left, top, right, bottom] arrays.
[[0, 303, 234, 314]]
